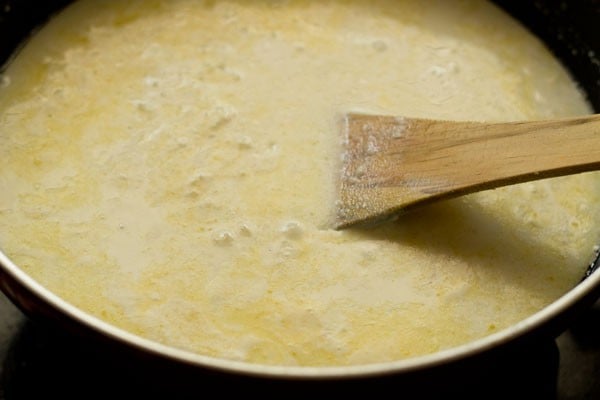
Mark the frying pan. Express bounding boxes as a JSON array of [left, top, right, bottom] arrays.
[[0, 0, 599, 397]]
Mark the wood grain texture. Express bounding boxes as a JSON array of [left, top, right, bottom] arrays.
[[335, 113, 600, 229]]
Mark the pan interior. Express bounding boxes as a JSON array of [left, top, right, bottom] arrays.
[[0, 0, 599, 369]]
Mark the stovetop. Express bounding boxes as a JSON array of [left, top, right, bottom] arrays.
[[1, 291, 599, 399]]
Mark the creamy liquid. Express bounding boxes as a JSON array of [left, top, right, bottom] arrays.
[[1, 0, 599, 367]]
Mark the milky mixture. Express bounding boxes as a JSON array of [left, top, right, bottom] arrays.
[[0, 0, 599, 366]]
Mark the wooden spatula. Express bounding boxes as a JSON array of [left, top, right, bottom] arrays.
[[335, 112, 600, 229]]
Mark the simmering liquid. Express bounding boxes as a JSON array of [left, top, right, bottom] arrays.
[[0, 0, 599, 366]]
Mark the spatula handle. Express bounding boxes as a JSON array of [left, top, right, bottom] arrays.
[[398, 114, 600, 193]]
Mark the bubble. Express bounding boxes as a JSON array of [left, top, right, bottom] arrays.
[[280, 221, 303, 239], [240, 224, 253, 237], [213, 230, 234, 246]]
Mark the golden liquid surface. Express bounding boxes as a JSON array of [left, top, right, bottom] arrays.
[[0, 0, 599, 366]]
